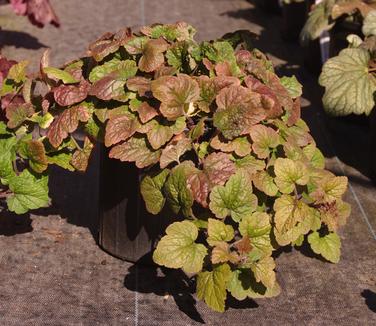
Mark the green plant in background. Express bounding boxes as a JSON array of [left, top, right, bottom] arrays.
[[300, 0, 376, 45], [319, 10, 376, 115], [0, 22, 350, 312]]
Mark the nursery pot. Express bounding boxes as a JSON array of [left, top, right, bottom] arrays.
[[302, 38, 322, 75], [255, 0, 281, 14], [98, 145, 173, 263], [370, 110, 376, 183], [281, 1, 308, 41]]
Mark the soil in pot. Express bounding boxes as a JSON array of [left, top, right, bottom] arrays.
[[98, 145, 176, 264]]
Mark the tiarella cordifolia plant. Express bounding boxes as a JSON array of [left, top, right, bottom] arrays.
[[320, 10, 376, 115], [0, 54, 92, 214], [0, 22, 350, 312], [300, 0, 376, 45], [8, 0, 59, 27]]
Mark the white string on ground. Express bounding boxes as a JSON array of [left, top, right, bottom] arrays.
[[314, 112, 376, 240]]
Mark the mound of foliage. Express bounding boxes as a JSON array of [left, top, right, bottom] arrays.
[[300, 0, 376, 45], [0, 22, 350, 312], [9, 0, 59, 27], [319, 10, 376, 115]]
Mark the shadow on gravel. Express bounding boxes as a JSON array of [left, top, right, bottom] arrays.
[[0, 209, 33, 236], [0, 29, 46, 50], [361, 290, 376, 313], [124, 254, 205, 323], [124, 254, 259, 323]]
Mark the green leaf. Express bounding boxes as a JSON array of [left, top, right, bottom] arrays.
[[239, 212, 273, 260], [303, 143, 325, 169], [29, 112, 54, 129], [140, 169, 169, 215], [46, 152, 74, 171], [273, 195, 319, 245], [299, 1, 333, 46], [209, 172, 257, 222], [280, 76, 302, 98], [7, 170, 49, 214], [274, 158, 309, 194], [164, 162, 195, 217], [363, 10, 376, 36], [253, 170, 278, 197], [249, 124, 279, 159], [227, 269, 281, 300], [160, 138, 192, 168], [197, 263, 231, 312], [43, 67, 79, 84], [207, 218, 234, 246], [166, 42, 188, 69], [89, 57, 121, 82], [7, 60, 28, 83], [319, 48, 376, 116], [0, 136, 17, 183], [308, 231, 341, 263], [153, 220, 207, 273], [250, 256, 276, 289]]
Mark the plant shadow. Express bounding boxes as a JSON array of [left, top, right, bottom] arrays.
[[0, 29, 46, 50], [361, 289, 376, 313], [123, 254, 259, 323], [0, 208, 33, 236], [123, 254, 205, 324]]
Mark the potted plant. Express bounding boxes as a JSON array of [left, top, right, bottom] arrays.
[[319, 10, 376, 177], [300, 0, 375, 72], [0, 22, 350, 312]]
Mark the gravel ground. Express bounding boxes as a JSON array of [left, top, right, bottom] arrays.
[[0, 0, 376, 325]]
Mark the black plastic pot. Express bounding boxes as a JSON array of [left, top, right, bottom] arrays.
[[255, 0, 281, 14], [98, 145, 174, 263], [370, 110, 376, 183], [281, 1, 308, 41], [303, 38, 323, 75], [329, 19, 363, 57]]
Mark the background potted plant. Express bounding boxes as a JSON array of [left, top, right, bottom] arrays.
[[300, 0, 375, 72], [0, 22, 351, 312], [319, 10, 376, 178]]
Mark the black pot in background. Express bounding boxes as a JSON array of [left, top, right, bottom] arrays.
[[370, 110, 376, 183], [281, 1, 309, 41], [98, 145, 174, 263], [255, 0, 281, 14], [303, 38, 323, 75], [329, 19, 363, 57]]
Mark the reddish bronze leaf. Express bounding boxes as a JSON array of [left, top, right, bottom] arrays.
[[137, 102, 159, 123], [139, 38, 169, 72], [105, 113, 139, 147], [53, 81, 90, 107], [71, 137, 94, 172], [126, 76, 152, 97]]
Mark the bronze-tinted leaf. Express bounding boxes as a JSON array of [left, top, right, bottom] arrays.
[[214, 85, 266, 139], [5, 102, 34, 129], [90, 74, 126, 101], [109, 136, 161, 168], [47, 105, 89, 148], [105, 112, 139, 147], [126, 76, 152, 97], [139, 38, 169, 72], [204, 152, 236, 186], [53, 81, 90, 107], [71, 137, 94, 172], [137, 102, 159, 123], [151, 74, 200, 120]]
